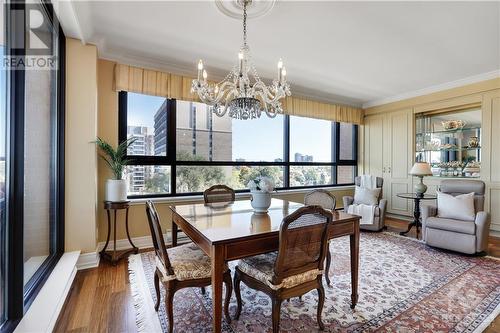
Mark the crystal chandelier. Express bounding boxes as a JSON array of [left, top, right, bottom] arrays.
[[192, 0, 290, 120]]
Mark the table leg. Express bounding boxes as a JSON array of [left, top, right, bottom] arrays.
[[112, 209, 117, 264], [125, 207, 138, 253], [100, 209, 111, 256], [350, 224, 359, 309], [171, 215, 178, 247], [400, 198, 421, 237], [211, 245, 224, 333]]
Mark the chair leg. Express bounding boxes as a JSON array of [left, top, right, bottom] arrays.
[[271, 298, 282, 333], [201, 287, 206, 295], [223, 271, 233, 323], [154, 271, 161, 311], [316, 279, 325, 330], [233, 270, 243, 320], [165, 289, 174, 333], [325, 250, 332, 286]]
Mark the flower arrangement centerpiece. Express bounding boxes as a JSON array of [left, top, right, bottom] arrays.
[[247, 176, 275, 213]]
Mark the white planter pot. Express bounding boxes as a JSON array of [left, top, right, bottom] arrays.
[[105, 179, 128, 202], [250, 191, 272, 213]]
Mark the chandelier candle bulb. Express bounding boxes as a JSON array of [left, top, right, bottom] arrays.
[[203, 69, 207, 81], [197, 60, 203, 80], [238, 51, 244, 73]]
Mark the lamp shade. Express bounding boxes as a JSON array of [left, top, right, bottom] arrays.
[[410, 162, 433, 176]]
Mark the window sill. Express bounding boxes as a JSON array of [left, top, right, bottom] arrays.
[[128, 185, 355, 206]]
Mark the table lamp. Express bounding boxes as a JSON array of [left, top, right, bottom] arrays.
[[410, 162, 433, 196]]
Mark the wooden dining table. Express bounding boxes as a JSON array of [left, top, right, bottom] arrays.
[[170, 198, 360, 333]]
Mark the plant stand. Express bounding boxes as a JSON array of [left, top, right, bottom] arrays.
[[100, 201, 138, 265]]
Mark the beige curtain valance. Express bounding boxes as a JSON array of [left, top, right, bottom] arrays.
[[113, 63, 200, 102], [113, 63, 364, 125], [282, 97, 364, 125]]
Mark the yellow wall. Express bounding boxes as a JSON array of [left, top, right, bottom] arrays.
[[65, 38, 98, 253], [95, 59, 354, 244]]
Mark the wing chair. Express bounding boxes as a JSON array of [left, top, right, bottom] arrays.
[[343, 176, 387, 231], [421, 179, 489, 255]]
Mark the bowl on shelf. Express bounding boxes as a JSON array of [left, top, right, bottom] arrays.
[[468, 136, 480, 148], [442, 120, 466, 131]]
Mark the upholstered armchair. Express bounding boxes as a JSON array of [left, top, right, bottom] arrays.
[[421, 180, 489, 255], [343, 176, 387, 231]]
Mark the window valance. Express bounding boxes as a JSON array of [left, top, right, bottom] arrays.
[[281, 96, 363, 125], [113, 63, 364, 125]]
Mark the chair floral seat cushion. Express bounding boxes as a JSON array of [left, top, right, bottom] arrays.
[[156, 242, 227, 282], [237, 251, 322, 290]]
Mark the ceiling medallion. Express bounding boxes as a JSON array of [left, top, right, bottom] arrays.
[[192, 0, 290, 120], [214, 0, 276, 20]]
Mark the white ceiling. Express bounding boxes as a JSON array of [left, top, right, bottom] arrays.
[[56, 1, 500, 108]]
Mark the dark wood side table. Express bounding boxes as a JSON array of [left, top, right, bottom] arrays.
[[100, 201, 138, 265], [397, 193, 437, 239]]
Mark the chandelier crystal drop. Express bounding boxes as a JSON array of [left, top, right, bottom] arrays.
[[191, 0, 290, 120]]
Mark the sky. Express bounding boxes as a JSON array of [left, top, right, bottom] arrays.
[[127, 93, 332, 162]]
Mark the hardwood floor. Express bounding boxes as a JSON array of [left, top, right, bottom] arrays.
[[54, 218, 500, 333]]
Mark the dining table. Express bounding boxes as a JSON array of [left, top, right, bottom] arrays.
[[170, 198, 361, 333]]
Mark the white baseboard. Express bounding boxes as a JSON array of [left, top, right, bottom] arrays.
[[15, 251, 79, 333], [490, 230, 500, 238], [76, 251, 100, 270], [386, 213, 413, 222], [77, 231, 189, 270]]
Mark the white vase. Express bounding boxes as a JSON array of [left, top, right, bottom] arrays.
[[250, 191, 272, 213], [105, 179, 128, 202]]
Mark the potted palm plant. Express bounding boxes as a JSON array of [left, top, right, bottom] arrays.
[[94, 137, 136, 202]]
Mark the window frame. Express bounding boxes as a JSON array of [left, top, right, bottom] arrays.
[[2, 1, 65, 331], [118, 91, 357, 198]]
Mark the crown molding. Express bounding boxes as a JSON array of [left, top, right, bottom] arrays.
[[53, 0, 86, 44], [98, 44, 363, 108], [363, 70, 500, 109]]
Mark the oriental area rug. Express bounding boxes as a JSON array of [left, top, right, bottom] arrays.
[[128, 232, 500, 332]]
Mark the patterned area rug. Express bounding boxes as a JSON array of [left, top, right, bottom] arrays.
[[128, 232, 500, 332]]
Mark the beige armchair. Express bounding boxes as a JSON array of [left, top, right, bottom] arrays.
[[343, 176, 387, 231], [421, 180, 489, 255]]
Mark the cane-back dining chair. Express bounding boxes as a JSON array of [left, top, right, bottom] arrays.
[[233, 205, 332, 333], [304, 189, 336, 286], [145, 201, 233, 333], [203, 185, 236, 204]]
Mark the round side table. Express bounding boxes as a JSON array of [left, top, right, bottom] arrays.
[[100, 201, 138, 265], [396, 193, 436, 239]]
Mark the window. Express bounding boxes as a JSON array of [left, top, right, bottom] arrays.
[[1, 1, 65, 330], [290, 116, 332, 163], [119, 92, 357, 197], [176, 100, 284, 162], [0, 2, 6, 324], [126, 92, 167, 156]]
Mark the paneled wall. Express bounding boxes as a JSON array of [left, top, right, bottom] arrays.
[[363, 78, 500, 233]]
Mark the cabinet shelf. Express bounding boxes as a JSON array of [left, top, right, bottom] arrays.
[[416, 126, 481, 136], [417, 147, 481, 152]]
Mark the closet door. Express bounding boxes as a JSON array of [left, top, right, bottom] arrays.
[[384, 109, 413, 216]]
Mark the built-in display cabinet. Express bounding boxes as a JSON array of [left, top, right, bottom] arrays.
[[415, 109, 481, 178], [362, 82, 500, 235]]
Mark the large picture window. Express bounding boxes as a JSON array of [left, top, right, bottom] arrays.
[[1, 1, 65, 330], [119, 92, 357, 198]]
